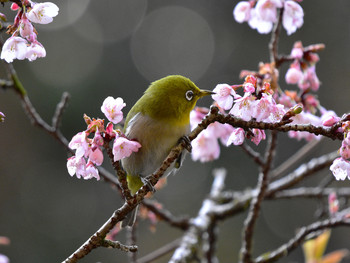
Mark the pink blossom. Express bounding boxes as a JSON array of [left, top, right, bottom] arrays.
[[251, 129, 266, 145], [285, 67, 303, 84], [248, 9, 274, 34], [212, 84, 236, 110], [217, 123, 235, 145], [101, 96, 126, 124], [67, 156, 87, 179], [26, 43, 46, 61], [190, 108, 207, 130], [266, 103, 286, 123], [191, 131, 220, 162], [27, 2, 59, 24], [230, 93, 256, 121], [243, 82, 255, 93], [340, 139, 350, 159], [233, 1, 251, 23], [88, 147, 104, 166], [330, 157, 350, 181], [283, 1, 304, 35], [226, 128, 245, 146], [68, 132, 89, 158], [290, 47, 303, 59], [112, 136, 141, 161], [84, 163, 100, 180], [255, 0, 282, 23], [0, 37, 28, 63], [252, 94, 275, 122], [298, 66, 320, 91]]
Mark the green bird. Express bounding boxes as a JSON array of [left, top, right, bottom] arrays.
[[121, 75, 214, 227]]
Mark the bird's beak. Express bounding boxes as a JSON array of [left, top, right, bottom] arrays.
[[199, 89, 215, 97]]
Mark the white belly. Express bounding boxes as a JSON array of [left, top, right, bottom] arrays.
[[121, 113, 190, 177]]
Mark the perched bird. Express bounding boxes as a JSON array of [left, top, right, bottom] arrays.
[[121, 75, 214, 227]]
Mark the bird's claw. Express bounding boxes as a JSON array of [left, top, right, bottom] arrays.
[[179, 136, 192, 153]]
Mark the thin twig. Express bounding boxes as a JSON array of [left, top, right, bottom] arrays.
[[271, 138, 323, 178], [240, 131, 277, 263], [254, 212, 350, 263], [127, 225, 138, 263], [101, 239, 137, 253], [136, 238, 182, 263], [270, 187, 350, 199], [240, 143, 265, 167], [142, 199, 190, 230]]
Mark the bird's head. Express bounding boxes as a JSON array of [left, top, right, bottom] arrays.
[[142, 75, 213, 125]]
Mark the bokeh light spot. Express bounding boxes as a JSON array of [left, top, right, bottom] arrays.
[[130, 6, 215, 81]]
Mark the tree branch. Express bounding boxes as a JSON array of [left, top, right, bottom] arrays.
[[254, 212, 350, 263]]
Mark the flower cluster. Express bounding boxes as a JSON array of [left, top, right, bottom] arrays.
[[67, 97, 141, 180], [285, 42, 323, 92], [190, 75, 289, 162], [0, 112, 5, 122], [233, 0, 304, 35], [0, 1, 59, 63]]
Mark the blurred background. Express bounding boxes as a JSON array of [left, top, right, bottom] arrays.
[[0, 0, 350, 262]]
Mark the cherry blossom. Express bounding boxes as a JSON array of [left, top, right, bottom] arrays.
[[112, 136, 141, 162], [230, 93, 256, 121], [191, 131, 220, 162], [27, 2, 59, 24], [26, 43, 46, 61], [251, 129, 266, 145], [101, 96, 126, 124], [330, 158, 350, 181], [226, 128, 245, 146], [233, 1, 251, 23], [0, 37, 28, 63], [212, 84, 237, 110], [283, 0, 304, 35]]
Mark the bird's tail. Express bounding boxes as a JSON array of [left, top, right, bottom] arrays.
[[121, 204, 139, 228], [120, 174, 143, 228]]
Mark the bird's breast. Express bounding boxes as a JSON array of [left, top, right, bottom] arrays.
[[121, 113, 190, 177]]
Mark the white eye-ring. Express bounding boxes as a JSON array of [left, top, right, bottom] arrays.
[[185, 90, 194, 101]]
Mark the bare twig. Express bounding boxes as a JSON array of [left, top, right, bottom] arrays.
[[270, 187, 350, 199], [101, 239, 137, 253], [271, 138, 323, 178], [240, 143, 265, 167], [240, 131, 277, 263], [136, 238, 182, 263], [127, 225, 138, 263], [142, 199, 190, 230]]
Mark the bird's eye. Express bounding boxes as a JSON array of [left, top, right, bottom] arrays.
[[185, 90, 194, 101]]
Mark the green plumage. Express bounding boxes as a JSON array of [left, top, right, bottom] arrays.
[[120, 75, 213, 227]]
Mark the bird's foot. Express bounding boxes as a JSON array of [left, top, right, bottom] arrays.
[[179, 136, 192, 153], [141, 177, 156, 193]]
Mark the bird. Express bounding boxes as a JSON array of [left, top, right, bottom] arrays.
[[120, 75, 214, 227]]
